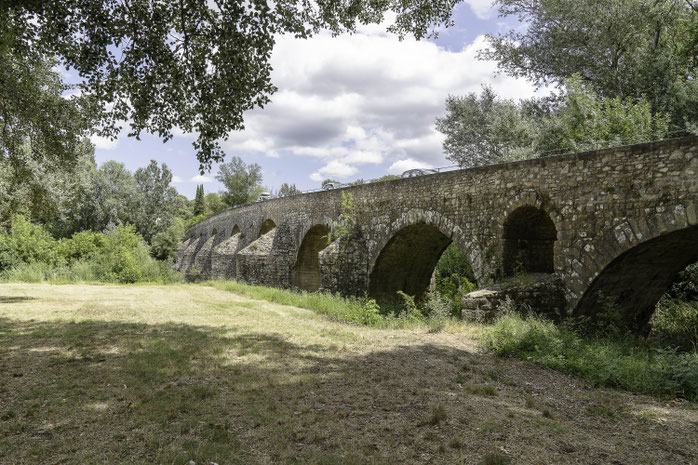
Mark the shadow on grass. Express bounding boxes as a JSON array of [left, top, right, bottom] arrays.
[[0, 297, 35, 304], [0, 317, 695, 465]]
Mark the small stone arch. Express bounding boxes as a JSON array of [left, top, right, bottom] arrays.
[[292, 224, 331, 291], [211, 228, 218, 238], [259, 219, 276, 237], [231, 224, 241, 237], [502, 206, 557, 275]]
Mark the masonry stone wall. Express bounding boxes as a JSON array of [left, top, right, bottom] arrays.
[[176, 136, 698, 327]]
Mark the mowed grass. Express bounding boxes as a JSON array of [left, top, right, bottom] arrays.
[[1, 284, 697, 464]]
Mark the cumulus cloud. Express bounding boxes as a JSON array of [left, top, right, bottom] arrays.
[[464, 0, 495, 19], [90, 135, 119, 150], [172, 174, 214, 183], [213, 27, 537, 181]]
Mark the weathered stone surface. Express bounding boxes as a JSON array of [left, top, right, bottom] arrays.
[[461, 274, 566, 323], [175, 136, 698, 328]]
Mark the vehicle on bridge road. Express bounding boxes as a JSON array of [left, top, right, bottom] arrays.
[[401, 168, 437, 178]]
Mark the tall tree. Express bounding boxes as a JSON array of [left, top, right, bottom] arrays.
[[204, 192, 226, 214], [481, 0, 698, 131], [278, 183, 301, 197], [193, 185, 205, 216], [133, 160, 179, 242], [3, 0, 460, 170], [216, 157, 263, 207]]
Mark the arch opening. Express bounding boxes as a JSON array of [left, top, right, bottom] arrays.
[[576, 225, 698, 333], [292, 225, 331, 292], [502, 206, 557, 275], [211, 228, 218, 237], [259, 219, 276, 237], [231, 225, 241, 237], [369, 222, 471, 304]]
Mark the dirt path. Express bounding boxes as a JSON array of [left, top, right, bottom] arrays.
[[0, 283, 696, 464]]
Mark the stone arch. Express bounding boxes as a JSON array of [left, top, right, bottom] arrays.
[[231, 224, 241, 237], [502, 206, 557, 275], [368, 211, 476, 303], [211, 228, 218, 238], [292, 224, 331, 291], [574, 218, 698, 332], [259, 219, 276, 237]]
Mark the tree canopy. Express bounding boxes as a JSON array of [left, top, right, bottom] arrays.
[[481, 0, 698, 131], [2, 0, 460, 171], [216, 156, 263, 207]]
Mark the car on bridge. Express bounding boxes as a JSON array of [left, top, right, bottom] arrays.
[[257, 192, 273, 201], [401, 168, 437, 178], [322, 182, 347, 190]]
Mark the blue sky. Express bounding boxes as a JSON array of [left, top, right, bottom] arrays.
[[87, 1, 535, 199]]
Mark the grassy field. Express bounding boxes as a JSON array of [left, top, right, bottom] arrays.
[[0, 284, 697, 464]]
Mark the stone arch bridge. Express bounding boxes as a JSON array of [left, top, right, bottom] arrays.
[[176, 137, 698, 330]]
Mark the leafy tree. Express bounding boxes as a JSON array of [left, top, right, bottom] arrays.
[[204, 192, 226, 214], [437, 78, 670, 167], [90, 161, 140, 231], [133, 160, 179, 242], [193, 185, 206, 216], [4, 0, 461, 170], [436, 86, 539, 167], [279, 183, 301, 197], [216, 157, 263, 207], [481, 0, 698, 131], [0, 51, 92, 171], [150, 217, 187, 261]]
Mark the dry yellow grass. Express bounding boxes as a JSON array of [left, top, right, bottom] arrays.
[[0, 283, 696, 464]]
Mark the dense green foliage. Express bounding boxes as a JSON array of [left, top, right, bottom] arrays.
[[437, 77, 671, 167], [215, 156, 264, 207], [433, 242, 477, 316], [482, 0, 698, 132], [485, 310, 698, 401], [0, 214, 181, 284], [3, 0, 460, 169]]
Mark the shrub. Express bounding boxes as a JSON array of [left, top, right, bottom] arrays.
[[650, 298, 698, 352], [484, 311, 698, 400], [0, 214, 62, 270], [58, 230, 104, 264]]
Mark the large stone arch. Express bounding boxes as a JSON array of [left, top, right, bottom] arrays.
[[367, 210, 479, 303], [574, 205, 698, 331], [369, 209, 481, 278], [292, 224, 331, 291]]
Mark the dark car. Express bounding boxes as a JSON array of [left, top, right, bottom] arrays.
[[401, 168, 437, 178], [322, 182, 346, 190]]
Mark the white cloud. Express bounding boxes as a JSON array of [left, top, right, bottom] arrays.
[[211, 27, 538, 182], [90, 135, 119, 150], [464, 0, 495, 20], [172, 174, 214, 183], [388, 158, 433, 175]]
